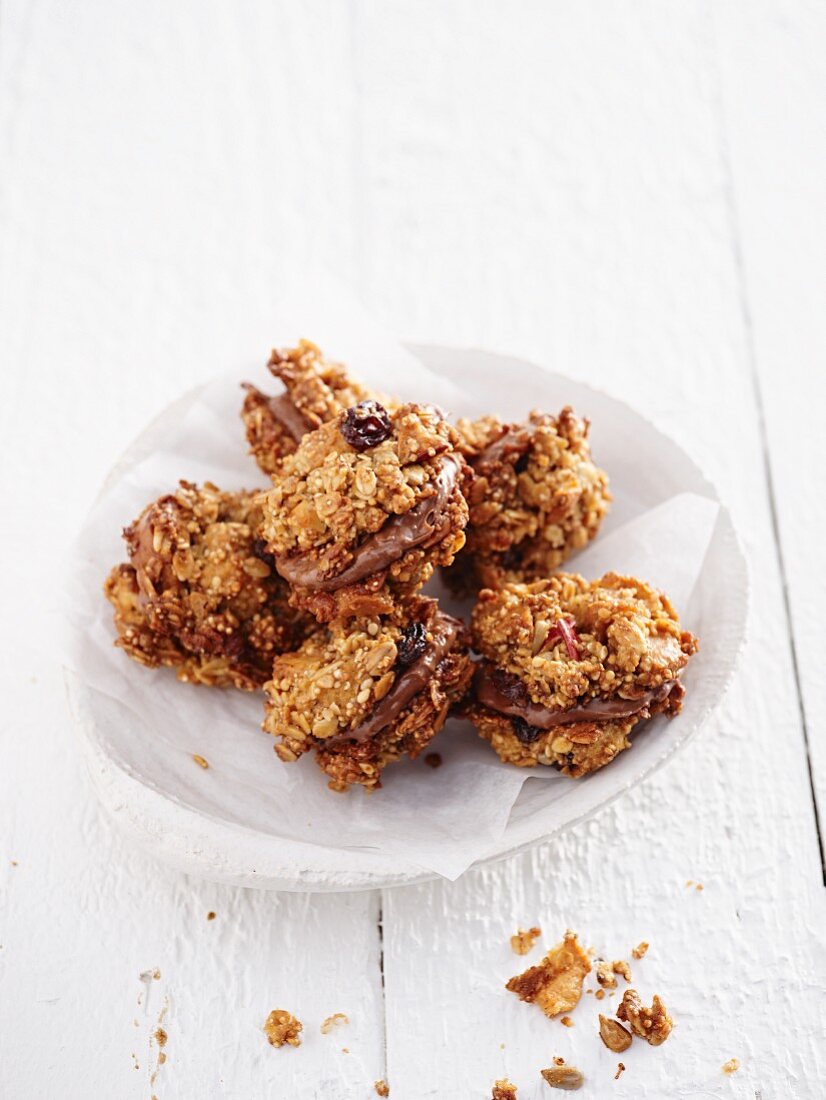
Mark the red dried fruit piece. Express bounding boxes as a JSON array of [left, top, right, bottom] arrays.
[[340, 401, 392, 451], [541, 617, 581, 660]]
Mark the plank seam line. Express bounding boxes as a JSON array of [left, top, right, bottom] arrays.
[[710, 8, 826, 886], [378, 893, 388, 1084]]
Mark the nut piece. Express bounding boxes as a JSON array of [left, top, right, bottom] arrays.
[[506, 930, 591, 1018], [320, 1012, 348, 1034], [492, 1080, 518, 1099], [510, 926, 542, 955], [722, 1058, 740, 1075], [598, 1014, 633, 1053], [631, 941, 649, 959], [616, 989, 673, 1046], [540, 1065, 585, 1090], [374, 1080, 390, 1096], [263, 1009, 303, 1048]]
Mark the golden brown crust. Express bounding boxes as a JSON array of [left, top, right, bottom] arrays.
[[506, 930, 591, 1018], [463, 572, 697, 776], [263, 597, 472, 790], [241, 340, 387, 475], [262, 403, 471, 621], [104, 482, 310, 689], [449, 408, 610, 592]]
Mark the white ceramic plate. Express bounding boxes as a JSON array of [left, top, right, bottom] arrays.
[[66, 347, 748, 891]]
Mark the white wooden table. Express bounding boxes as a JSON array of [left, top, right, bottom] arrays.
[[2, 2, 825, 1097]]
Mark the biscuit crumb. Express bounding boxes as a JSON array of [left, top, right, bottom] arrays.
[[193, 754, 209, 769], [561, 1015, 574, 1027], [510, 926, 541, 955], [207, 911, 216, 921], [10, 860, 18, 867], [722, 1058, 740, 1075], [695, 883, 704, 892], [506, 930, 591, 1018], [631, 942, 649, 959], [612, 960, 631, 983], [154, 1027, 167, 1048], [540, 1064, 584, 1090], [320, 1013, 349, 1034], [492, 1080, 517, 1099], [617, 989, 672, 1046], [263, 1009, 303, 1048], [595, 989, 605, 1001], [374, 1081, 390, 1097], [158, 1052, 166, 1065], [614, 1063, 625, 1080], [424, 753, 442, 769], [553, 1056, 565, 1066], [685, 880, 693, 887], [596, 960, 617, 989], [599, 1014, 632, 1053]]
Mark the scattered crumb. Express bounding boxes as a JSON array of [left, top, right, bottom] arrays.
[[696, 883, 704, 892], [500, 1043, 505, 1050], [342, 1047, 349, 1054], [263, 1009, 303, 1048], [510, 926, 542, 955], [139, 968, 161, 983], [561, 1016, 574, 1027], [617, 989, 672, 1046], [424, 753, 442, 769], [598, 1014, 633, 1053], [506, 930, 591, 1018], [158, 1052, 167, 1066], [492, 1080, 518, 1100], [320, 1013, 349, 1034], [540, 1064, 584, 1090], [374, 1081, 390, 1097], [553, 1056, 565, 1066], [612, 960, 632, 983], [595, 989, 606, 1001], [10, 860, 18, 867], [596, 960, 617, 989], [193, 754, 209, 769], [614, 1063, 625, 1081], [686, 880, 694, 888], [722, 1058, 740, 1075], [631, 942, 649, 960], [154, 1028, 168, 1048]]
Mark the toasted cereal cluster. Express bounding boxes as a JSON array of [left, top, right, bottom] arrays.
[[261, 402, 471, 622], [263, 597, 471, 790], [242, 339, 390, 475], [104, 482, 310, 689], [450, 408, 610, 592], [463, 573, 697, 774], [506, 930, 591, 1018]]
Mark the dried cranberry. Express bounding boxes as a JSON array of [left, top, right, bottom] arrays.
[[491, 667, 530, 707], [340, 401, 392, 451], [514, 451, 530, 474], [512, 716, 543, 743], [397, 622, 427, 666], [252, 538, 275, 568]]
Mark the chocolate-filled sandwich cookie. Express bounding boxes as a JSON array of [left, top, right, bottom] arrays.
[[261, 400, 472, 621], [104, 482, 310, 689], [449, 407, 610, 593], [463, 573, 697, 775], [263, 596, 472, 790], [241, 339, 393, 475]]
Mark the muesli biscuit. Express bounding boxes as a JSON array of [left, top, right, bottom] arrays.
[[262, 401, 471, 621], [463, 573, 697, 775], [104, 482, 309, 689], [263, 596, 472, 790], [449, 408, 609, 592], [241, 339, 390, 475]]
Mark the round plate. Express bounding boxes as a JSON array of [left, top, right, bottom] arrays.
[[66, 346, 748, 891]]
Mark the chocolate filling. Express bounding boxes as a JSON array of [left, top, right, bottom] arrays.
[[322, 612, 463, 747], [269, 392, 313, 443], [474, 661, 678, 730], [276, 454, 461, 592]]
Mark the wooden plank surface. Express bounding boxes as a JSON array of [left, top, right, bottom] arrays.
[[1, 1, 824, 1098]]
